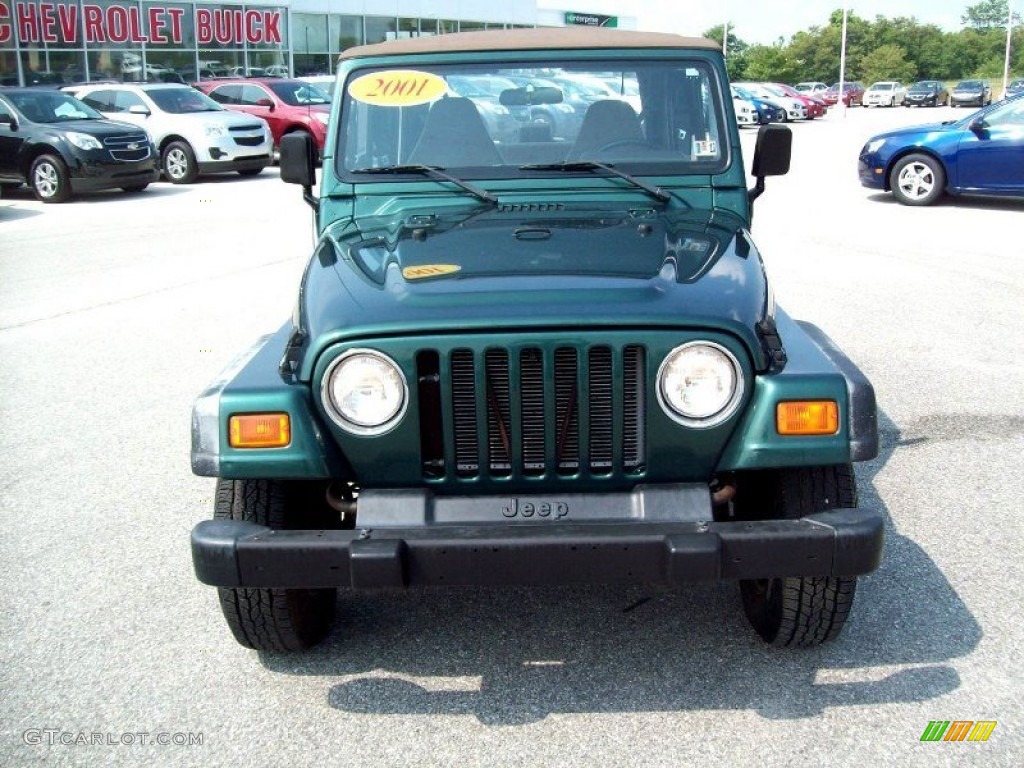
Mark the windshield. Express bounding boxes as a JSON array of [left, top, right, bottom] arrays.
[[869, 83, 894, 91], [147, 87, 223, 114], [268, 81, 330, 106], [338, 58, 728, 179], [957, 80, 983, 89], [6, 91, 102, 122]]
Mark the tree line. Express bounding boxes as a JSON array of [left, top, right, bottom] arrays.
[[707, 0, 1023, 86]]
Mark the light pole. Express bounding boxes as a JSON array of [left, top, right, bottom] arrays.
[[838, 7, 849, 117], [1002, 1, 1014, 99]]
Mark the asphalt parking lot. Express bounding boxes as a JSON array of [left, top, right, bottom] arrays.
[[1, 104, 1022, 767]]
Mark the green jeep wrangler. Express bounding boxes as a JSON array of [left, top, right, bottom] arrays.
[[190, 28, 882, 651]]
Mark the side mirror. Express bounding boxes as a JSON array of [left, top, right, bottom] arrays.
[[969, 118, 987, 133], [128, 105, 150, 115], [256, 98, 274, 110], [280, 131, 318, 210], [748, 123, 792, 204], [0, 113, 15, 127]]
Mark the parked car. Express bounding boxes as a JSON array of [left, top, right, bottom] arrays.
[[765, 82, 825, 118], [0, 87, 158, 203], [863, 81, 907, 107], [822, 81, 865, 107], [733, 82, 807, 121], [731, 91, 758, 126], [794, 81, 828, 95], [858, 93, 1024, 205], [194, 78, 330, 153], [298, 75, 338, 100], [191, 29, 884, 653], [68, 83, 273, 183], [904, 80, 949, 107], [732, 86, 784, 124], [950, 79, 992, 108], [1004, 78, 1024, 99]]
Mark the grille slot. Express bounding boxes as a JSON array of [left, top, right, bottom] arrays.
[[419, 343, 645, 480], [233, 136, 265, 146], [485, 350, 512, 475], [623, 346, 645, 471], [554, 348, 579, 473], [450, 350, 478, 476], [588, 346, 614, 472]]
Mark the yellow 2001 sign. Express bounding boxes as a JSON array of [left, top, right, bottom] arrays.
[[348, 70, 448, 107], [403, 264, 462, 280]]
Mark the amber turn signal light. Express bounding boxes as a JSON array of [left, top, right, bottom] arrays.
[[229, 413, 291, 448], [776, 401, 839, 436]]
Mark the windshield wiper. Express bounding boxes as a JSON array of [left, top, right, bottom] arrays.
[[349, 164, 498, 205], [519, 161, 671, 203]]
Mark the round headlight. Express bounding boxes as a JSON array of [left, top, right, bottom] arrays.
[[657, 342, 743, 427], [322, 350, 408, 435]]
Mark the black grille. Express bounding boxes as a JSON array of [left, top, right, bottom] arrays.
[[103, 133, 151, 162], [229, 124, 264, 132], [233, 136, 265, 146], [420, 344, 645, 479]]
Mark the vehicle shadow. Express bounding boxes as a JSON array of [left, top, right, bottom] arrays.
[[0, 184, 189, 204], [0, 202, 42, 221], [259, 408, 979, 725], [867, 191, 1024, 210]]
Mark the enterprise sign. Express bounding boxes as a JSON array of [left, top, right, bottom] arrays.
[[564, 11, 617, 28], [0, 1, 284, 45]]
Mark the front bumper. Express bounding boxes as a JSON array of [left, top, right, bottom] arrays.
[[192, 497, 884, 589], [198, 154, 272, 174]]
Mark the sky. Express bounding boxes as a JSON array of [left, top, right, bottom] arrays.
[[542, 1, 993, 44]]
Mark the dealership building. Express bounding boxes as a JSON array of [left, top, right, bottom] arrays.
[[0, 0, 636, 86]]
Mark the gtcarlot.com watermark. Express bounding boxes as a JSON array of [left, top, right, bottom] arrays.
[[23, 729, 203, 747]]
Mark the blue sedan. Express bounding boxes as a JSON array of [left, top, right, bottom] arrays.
[[858, 94, 1024, 205]]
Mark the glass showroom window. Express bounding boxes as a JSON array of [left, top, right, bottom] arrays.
[[144, 2, 196, 82], [364, 16, 396, 45]]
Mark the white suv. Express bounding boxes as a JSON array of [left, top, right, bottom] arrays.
[[67, 83, 273, 183]]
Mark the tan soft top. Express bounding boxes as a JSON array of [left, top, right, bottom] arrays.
[[340, 27, 719, 60]]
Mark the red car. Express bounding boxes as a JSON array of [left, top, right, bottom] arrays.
[[822, 82, 865, 107], [768, 83, 826, 118], [194, 78, 330, 152]]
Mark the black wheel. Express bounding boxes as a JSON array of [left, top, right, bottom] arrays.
[[214, 478, 337, 651], [162, 140, 198, 184], [121, 184, 149, 193], [30, 154, 71, 203], [890, 152, 945, 206], [237, 168, 263, 177], [739, 465, 860, 647]]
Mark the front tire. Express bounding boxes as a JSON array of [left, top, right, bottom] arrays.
[[237, 168, 263, 177], [30, 154, 71, 203], [162, 140, 199, 184], [890, 152, 945, 206], [214, 478, 337, 651], [739, 465, 860, 647]]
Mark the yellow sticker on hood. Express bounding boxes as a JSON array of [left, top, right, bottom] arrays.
[[403, 264, 462, 280], [348, 71, 449, 107]]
